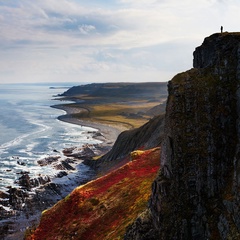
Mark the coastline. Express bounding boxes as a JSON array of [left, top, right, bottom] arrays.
[[52, 104, 121, 146], [1, 104, 121, 240]]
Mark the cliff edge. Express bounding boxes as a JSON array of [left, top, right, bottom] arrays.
[[125, 33, 240, 239]]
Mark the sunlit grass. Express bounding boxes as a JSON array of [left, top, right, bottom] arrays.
[[71, 101, 161, 129]]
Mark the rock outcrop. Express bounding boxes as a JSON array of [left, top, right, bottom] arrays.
[[125, 33, 240, 239]]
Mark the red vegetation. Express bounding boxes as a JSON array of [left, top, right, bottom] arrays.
[[26, 147, 160, 240]]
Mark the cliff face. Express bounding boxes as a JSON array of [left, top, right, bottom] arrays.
[[125, 33, 240, 239], [91, 114, 165, 171]]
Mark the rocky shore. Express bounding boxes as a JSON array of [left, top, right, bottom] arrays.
[[0, 106, 120, 240], [0, 82, 166, 239]]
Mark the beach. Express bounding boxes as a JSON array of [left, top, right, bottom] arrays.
[[53, 104, 122, 145]]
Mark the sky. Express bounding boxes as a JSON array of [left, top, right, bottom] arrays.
[[0, 0, 239, 84]]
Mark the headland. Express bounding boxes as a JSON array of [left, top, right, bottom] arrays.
[[0, 82, 167, 239]]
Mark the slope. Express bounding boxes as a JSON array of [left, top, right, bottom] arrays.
[[25, 147, 160, 240]]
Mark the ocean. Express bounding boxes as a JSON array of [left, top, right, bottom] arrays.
[[0, 83, 99, 192]]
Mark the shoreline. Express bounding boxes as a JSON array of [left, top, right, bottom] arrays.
[[1, 104, 121, 240], [52, 104, 122, 146]]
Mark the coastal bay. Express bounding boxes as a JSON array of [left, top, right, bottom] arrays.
[[0, 84, 114, 239], [0, 82, 167, 239], [0, 108, 120, 240]]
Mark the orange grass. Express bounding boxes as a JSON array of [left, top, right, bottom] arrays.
[[26, 147, 160, 240]]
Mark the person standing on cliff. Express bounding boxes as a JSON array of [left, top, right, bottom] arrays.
[[221, 26, 223, 33]]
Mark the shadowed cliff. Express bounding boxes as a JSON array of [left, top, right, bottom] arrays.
[[125, 32, 240, 239], [87, 114, 165, 172], [57, 81, 167, 172]]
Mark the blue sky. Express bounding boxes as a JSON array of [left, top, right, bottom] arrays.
[[0, 0, 239, 84]]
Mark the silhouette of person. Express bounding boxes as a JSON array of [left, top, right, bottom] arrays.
[[221, 26, 223, 33]]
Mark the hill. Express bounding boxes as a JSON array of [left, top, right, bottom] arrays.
[[60, 82, 167, 100], [25, 148, 160, 240], [55, 82, 167, 130]]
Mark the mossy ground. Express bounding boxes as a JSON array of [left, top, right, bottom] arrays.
[[25, 147, 160, 240]]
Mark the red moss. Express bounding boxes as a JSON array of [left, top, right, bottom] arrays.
[[26, 147, 160, 240]]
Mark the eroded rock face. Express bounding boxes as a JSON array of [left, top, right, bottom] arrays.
[[125, 33, 240, 239], [93, 114, 165, 172]]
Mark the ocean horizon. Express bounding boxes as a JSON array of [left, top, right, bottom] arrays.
[[0, 82, 99, 192]]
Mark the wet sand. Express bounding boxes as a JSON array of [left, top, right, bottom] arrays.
[[52, 104, 122, 145]]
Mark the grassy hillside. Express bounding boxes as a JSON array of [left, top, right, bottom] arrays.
[[55, 82, 167, 130], [25, 147, 160, 240]]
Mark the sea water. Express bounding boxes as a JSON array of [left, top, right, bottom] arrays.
[[0, 83, 99, 191]]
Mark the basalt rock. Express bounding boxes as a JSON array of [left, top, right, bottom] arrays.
[[15, 173, 51, 190], [17, 173, 31, 190], [125, 33, 240, 239], [53, 160, 75, 171], [37, 156, 61, 166], [30, 175, 51, 188], [63, 145, 97, 160], [7, 187, 29, 211]]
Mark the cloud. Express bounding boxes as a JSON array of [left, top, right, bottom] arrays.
[[78, 24, 96, 35], [0, 0, 130, 48], [1, 0, 240, 84]]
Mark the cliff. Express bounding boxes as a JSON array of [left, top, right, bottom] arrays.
[[88, 114, 165, 172], [24, 83, 167, 239], [56, 81, 167, 172], [125, 32, 240, 239]]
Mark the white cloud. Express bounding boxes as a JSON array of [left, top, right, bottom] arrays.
[[1, 0, 240, 83], [78, 24, 96, 35]]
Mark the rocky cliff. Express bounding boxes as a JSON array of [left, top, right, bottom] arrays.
[[89, 114, 165, 171], [125, 33, 240, 239]]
